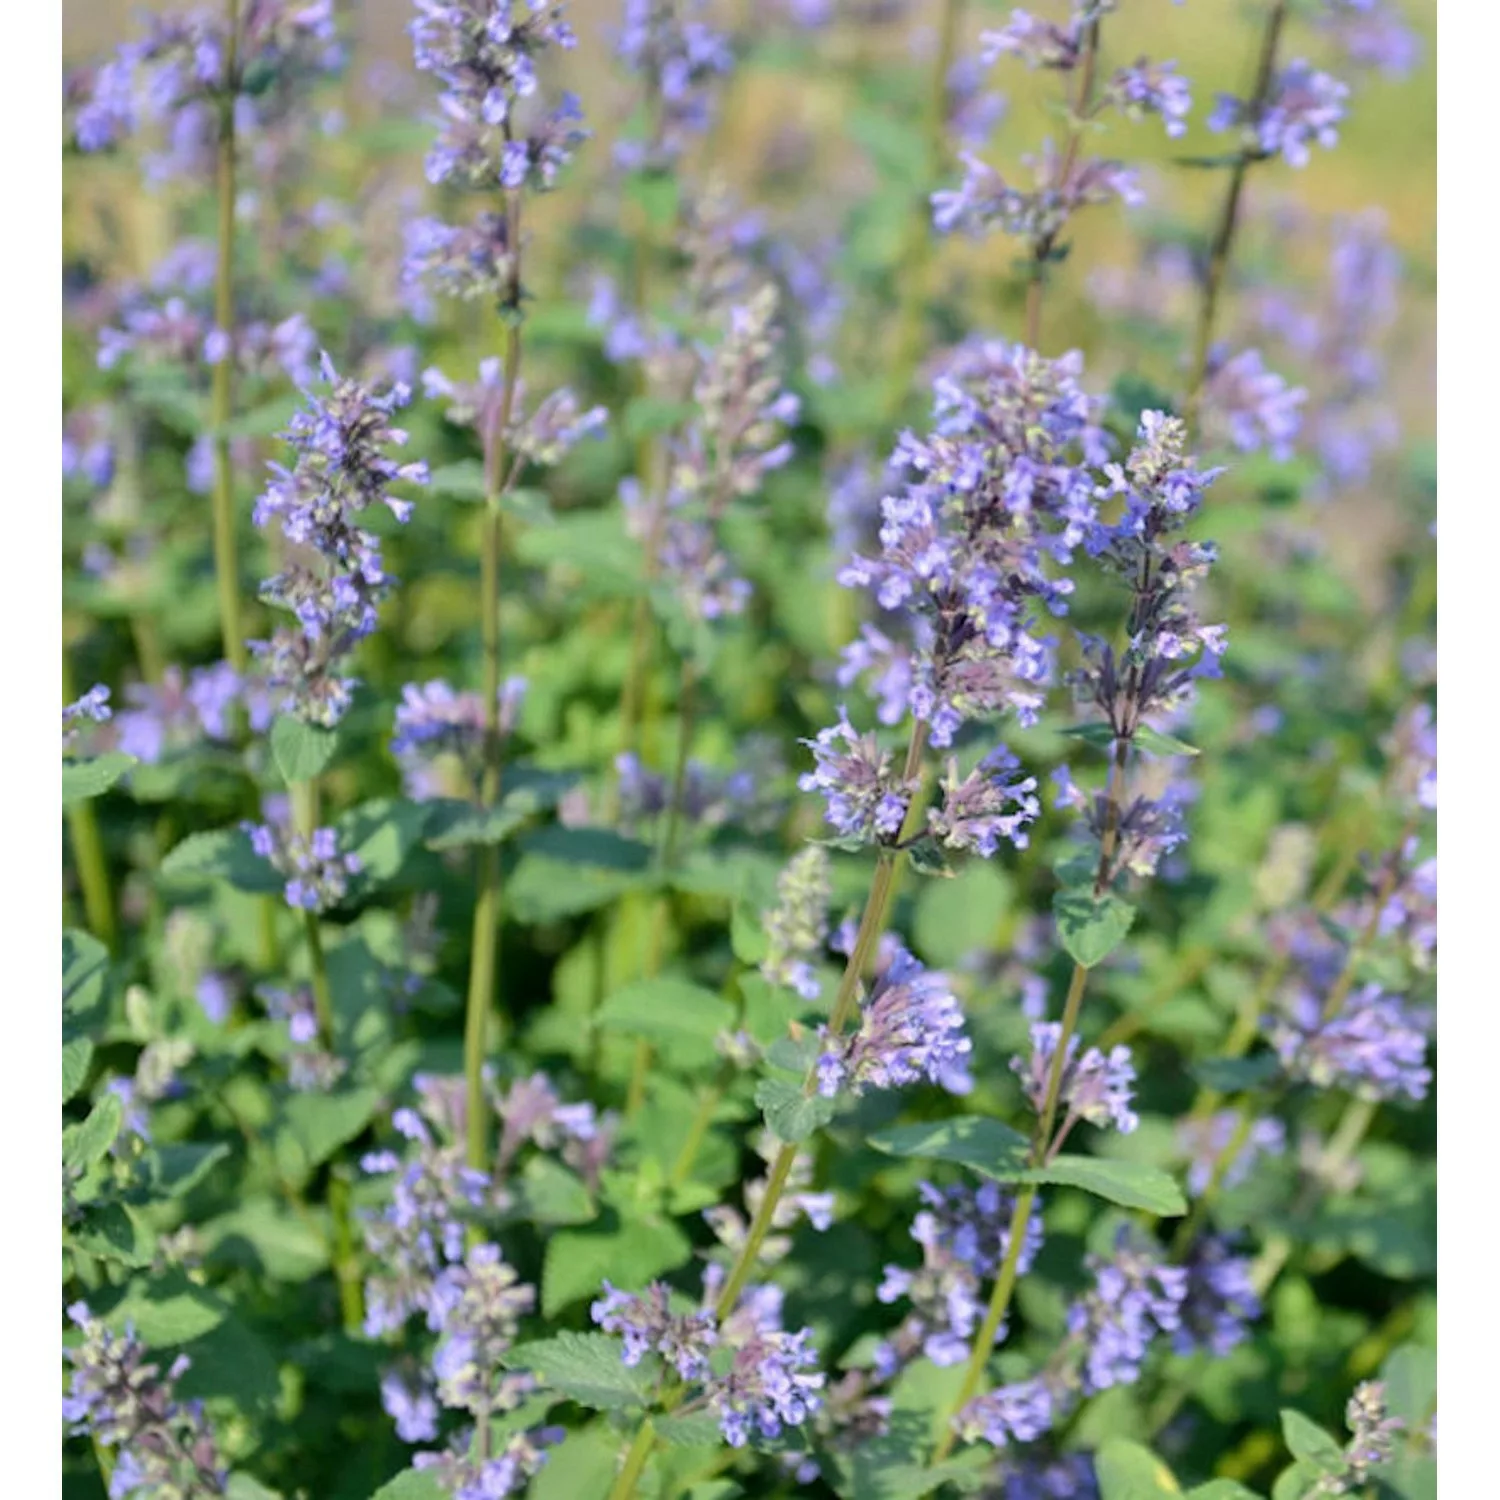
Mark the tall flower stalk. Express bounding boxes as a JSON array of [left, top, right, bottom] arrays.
[[210, 0, 247, 672], [930, 409, 1224, 1464], [403, 0, 590, 1172]]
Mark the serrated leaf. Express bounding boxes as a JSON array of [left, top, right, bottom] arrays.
[[1271, 1460, 1325, 1500], [755, 1077, 835, 1144], [656, 1410, 723, 1447], [1191, 1053, 1281, 1093], [427, 460, 488, 501], [62, 751, 137, 807], [867, 1118, 1186, 1214], [106, 1279, 229, 1346], [1134, 725, 1200, 757], [1280, 1410, 1348, 1475], [594, 979, 734, 1068], [66, 1201, 153, 1266], [1096, 1439, 1182, 1498], [161, 828, 284, 895], [63, 929, 110, 1026], [1188, 1484, 1262, 1500], [906, 836, 956, 878], [1380, 1344, 1436, 1428], [1036, 1156, 1187, 1215], [1054, 887, 1137, 968], [514, 1155, 597, 1228], [541, 1218, 691, 1318], [1061, 723, 1118, 748], [64, 1092, 124, 1174], [146, 1142, 231, 1200], [270, 716, 340, 784], [337, 798, 432, 887], [370, 1471, 447, 1500], [423, 799, 535, 850], [275, 1087, 380, 1181], [502, 1332, 656, 1411], [730, 903, 770, 965], [867, 1116, 1031, 1177], [63, 1036, 94, 1101]]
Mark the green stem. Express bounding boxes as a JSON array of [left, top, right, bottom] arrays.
[[463, 204, 526, 1175], [62, 652, 117, 952], [210, 0, 247, 672], [328, 1167, 363, 1335], [885, 0, 966, 415], [606, 1417, 658, 1500], [1182, 0, 1288, 433], [667, 1080, 723, 1191]]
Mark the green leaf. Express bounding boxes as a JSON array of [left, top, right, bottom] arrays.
[[513, 1155, 597, 1228], [106, 1279, 229, 1346], [867, 1116, 1031, 1177], [502, 1332, 656, 1412], [62, 1036, 94, 1102], [1380, 1343, 1437, 1429], [623, 168, 680, 227], [63, 929, 110, 1028], [64, 1092, 124, 1174], [509, 827, 656, 921], [1134, 725, 1200, 758], [1188, 1484, 1263, 1500], [623, 395, 696, 441], [1279, 1410, 1348, 1476], [1095, 1439, 1183, 1498], [144, 1143, 232, 1200], [270, 716, 340, 784], [423, 799, 535, 850], [1053, 887, 1137, 968], [756, 1077, 835, 1144], [337, 798, 432, 888], [1060, 722, 1118, 748], [427, 460, 488, 501], [160, 828, 284, 896], [370, 1471, 446, 1500], [656, 1411, 724, 1447], [1191, 1053, 1280, 1093], [66, 1202, 153, 1266], [867, 1118, 1186, 1214], [529, 1429, 622, 1500], [226, 1475, 284, 1500], [62, 751, 137, 807], [730, 903, 770, 965], [541, 1218, 692, 1317], [1270, 1461, 1325, 1500], [594, 978, 734, 1068], [501, 486, 556, 527], [274, 1087, 380, 1183], [906, 836, 957, 878]]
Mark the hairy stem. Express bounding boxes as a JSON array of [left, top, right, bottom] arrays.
[[463, 193, 526, 1176], [1182, 0, 1288, 431], [210, 0, 246, 672], [886, 0, 966, 414]]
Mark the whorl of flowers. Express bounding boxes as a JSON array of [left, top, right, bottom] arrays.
[[243, 821, 362, 913], [1209, 59, 1349, 169], [250, 353, 428, 725], [875, 1180, 1043, 1373], [1175, 1235, 1262, 1356], [1066, 1227, 1187, 1394], [590, 1277, 825, 1448], [832, 342, 1109, 786], [611, 0, 734, 171], [1266, 982, 1432, 1103], [62, 1302, 226, 1496], [392, 677, 528, 797], [1012, 1020, 1139, 1136], [69, 1, 342, 177], [816, 941, 972, 1098]]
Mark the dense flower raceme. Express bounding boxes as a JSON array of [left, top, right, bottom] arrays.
[[68, 0, 342, 173], [759, 845, 832, 999], [816, 940, 973, 1098], [1319, 0, 1420, 79], [1267, 981, 1432, 1104], [259, 982, 346, 1090], [610, 0, 735, 171], [1199, 345, 1307, 461], [1177, 1110, 1287, 1197], [591, 1274, 825, 1447], [704, 1134, 834, 1266], [1012, 1020, 1139, 1137], [1209, 59, 1349, 169], [63, 1302, 226, 1497], [243, 819, 362, 912], [1067, 1227, 1187, 1395], [251, 353, 428, 725], [392, 677, 528, 797], [1175, 1235, 1262, 1357], [403, 0, 585, 306], [613, 745, 784, 837], [876, 1179, 1044, 1373]]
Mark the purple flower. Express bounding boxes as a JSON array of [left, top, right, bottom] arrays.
[[1177, 1111, 1286, 1197], [381, 1364, 441, 1444], [63, 685, 112, 748], [243, 822, 361, 913], [591, 1280, 719, 1379], [800, 710, 919, 845], [1175, 1236, 1261, 1356], [1066, 1228, 1187, 1394], [427, 1242, 536, 1414], [1012, 1021, 1138, 1135], [817, 941, 972, 1097], [928, 746, 1041, 856], [1210, 60, 1349, 168], [957, 1376, 1057, 1446], [1267, 982, 1432, 1103], [1201, 347, 1307, 460], [251, 354, 427, 725], [1344, 1380, 1403, 1481], [1106, 59, 1193, 137], [62, 1303, 225, 1494]]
